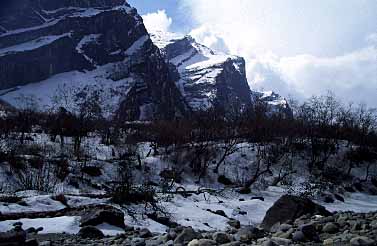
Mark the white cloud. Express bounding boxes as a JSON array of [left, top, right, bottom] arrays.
[[190, 26, 230, 54], [142, 9, 172, 33], [248, 47, 377, 106], [182, 0, 377, 107], [366, 33, 377, 46]]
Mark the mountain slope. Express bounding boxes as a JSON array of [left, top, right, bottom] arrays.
[[0, 0, 187, 120], [151, 32, 252, 111], [150, 31, 290, 115]]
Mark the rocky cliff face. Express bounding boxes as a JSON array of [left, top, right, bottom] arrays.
[[0, 0, 187, 120], [251, 91, 293, 117], [157, 34, 252, 111], [151, 32, 290, 115]]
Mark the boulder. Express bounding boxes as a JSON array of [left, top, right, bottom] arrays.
[[25, 239, 39, 246], [292, 230, 306, 242], [350, 236, 375, 246], [139, 228, 152, 238], [214, 210, 227, 217], [212, 232, 231, 244], [345, 186, 356, 192], [236, 226, 265, 243], [220, 243, 241, 246], [299, 223, 319, 242], [81, 166, 102, 177], [218, 175, 233, 185], [323, 222, 339, 233], [0, 230, 26, 246], [323, 196, 335, 203], [131, 237, 146, 246], [78, 226, 104, 239], [261, 195, 332, 231], [174, 227, 202, 245], [227, 219, 241, 229], [238, 187, 251, 194], [251, 196, 265, 201], [188, 239, 216, 246], [334, 194, 345, 202], [80, 207, 125, 228], [279, 224, 292, 232], [271, 237, 292, 246]]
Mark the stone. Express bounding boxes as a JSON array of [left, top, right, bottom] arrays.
[[279, 224, 292, 232], [300, 223, 319, 242], [323, 238, 335, 245], [80, 207, 125, 228], [262, 239, 278, 246], [324, 196, 335, 203], [78, 226, 104, 239], [353, 182, 364, 192], [212, 232, 231, 244], [124, 225, 135, 232], [165, 240, 174, 246], [261, 195, 331, 231], [25, 227, 37, 234], [271, 237, 292, 246], [220, 243, 241, 246], [218, 175, 233, 185], [350, 236, 375, 246], [214, 210, 227, 217], [236, 226, 265, 243], [36, 227, 44, 233], [323, 222, 339, 233], [174, 227, 201, 245], [40, 241, 52, 246], [0, 230, 27, 245], [188, 239, 216, 246], [25, 239, 39, 246], [131, 237, 146, 246], [139, 228, 152, 238], [279, 228, 294, 239], [238, 187, 251, 194], [166, 230, 177, 240], [334, 194, 345, 202], [188, 239, 200, 246], [227, 219, 241, 229], [345, 186, 356, 192], [81, 166, 102, 177], [251, 196, 265, 201], [292, 230, 306, 242]]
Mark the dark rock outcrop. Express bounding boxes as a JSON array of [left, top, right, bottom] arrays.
[[0, 0, 187, 120], [261, 195, 332, 231], [0, 222, 26, 246], [161, 35, 252, 112], [251, 91, 292, 118], [80, 207, 125, 229], [78, 226, 104, 239]]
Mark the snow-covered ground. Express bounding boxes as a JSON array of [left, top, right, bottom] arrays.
[[0, 63, 135, 114], [0, 33, 71, 57], [124, 186, 377, 233], [0, 134, 377, 235], [1, 186, 377, 235], [0, 216, 124, 236]]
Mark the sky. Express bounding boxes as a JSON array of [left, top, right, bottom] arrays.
[[128, 0, 377, 107]]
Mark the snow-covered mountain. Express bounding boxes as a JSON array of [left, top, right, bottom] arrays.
[[151, 31, 291, 114], [251, 91, 292, 117], [0, 0, 187, 120], [151, 32, 252, 111], [0, 0, 290, 119]]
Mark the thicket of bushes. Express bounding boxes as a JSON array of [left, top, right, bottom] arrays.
[[0, 92, 376, 198]]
